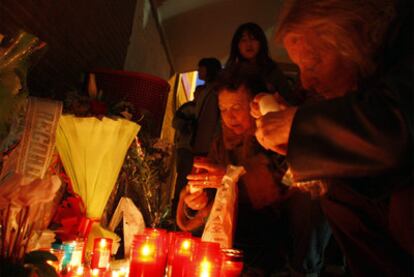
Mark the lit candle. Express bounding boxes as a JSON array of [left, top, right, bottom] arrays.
[[69, 239, 85, 269], [111, 267, 128, 277], [61, 242, 75, 270], [220, 249, 244, 277], [169, 237, 197, 277], [200, 258, 212, 277], [91, 268, 100, 276], [139, 241, 157, 262], [129, 234, 165, 277], [185, 242, 222, 277], [69, 265, 88, 277], [91, 238, 113, 269]]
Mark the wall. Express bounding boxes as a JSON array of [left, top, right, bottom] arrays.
[[158, 0, 291, 73], [124, 0, 173, 80], [0, 0, 138, 99]]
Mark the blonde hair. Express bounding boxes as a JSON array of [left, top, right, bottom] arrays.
[[276, 0, 396, 77]]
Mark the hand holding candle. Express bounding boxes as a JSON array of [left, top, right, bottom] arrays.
[[251, 93, 297, 155]]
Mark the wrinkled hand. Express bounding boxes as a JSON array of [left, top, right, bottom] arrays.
[[181, 187, 209, 210], [250, 92, 289, 119], [255, 107, 298, 155], [187, 161, 226, 189]]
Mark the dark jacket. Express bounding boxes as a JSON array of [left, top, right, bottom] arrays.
[[287, 1, 413, 199]]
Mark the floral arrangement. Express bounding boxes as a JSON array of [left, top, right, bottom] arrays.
[[0, 32, 63, 277], [58, 75, 175, 234], [122, 137, 173, 228]]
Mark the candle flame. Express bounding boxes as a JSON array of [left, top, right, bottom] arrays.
[[199, 258, 212, 277], [179, 239, 192, 256], [182, 240, 191, 250], [76, 266, 84, 275], [141, 243, 155, 257], [99, 238, 107, 248]]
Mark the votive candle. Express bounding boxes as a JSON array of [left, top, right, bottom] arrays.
[[129, 234, 164, 277], [91, 238, 113, 269], [185, 241, 222, 277]]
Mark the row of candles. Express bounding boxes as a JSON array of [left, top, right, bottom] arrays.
[[48, 228, 243, 277]]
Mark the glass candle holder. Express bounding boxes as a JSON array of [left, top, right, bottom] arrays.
[[185, 241, 222, 277], [72, 239, 85, 270], [129, 233, 165, 277], [91, 237, 113, 270], [166, 232, 192, 266], [61, 242, 75, 270], [168, 236, 197, 277], [220, 249, 244, 277], [144, 228, 169, 273]]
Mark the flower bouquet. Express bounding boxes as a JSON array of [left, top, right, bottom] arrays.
[[55, 115, 140, 255], [122, 137, 174, 228], [0, 32, 64, 277]]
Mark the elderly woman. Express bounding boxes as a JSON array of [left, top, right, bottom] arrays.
[[176, 65, 331, 276], [252, 0, 413, 276]]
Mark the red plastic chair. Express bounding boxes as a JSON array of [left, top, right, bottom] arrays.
[[91, 68, 170, 137]]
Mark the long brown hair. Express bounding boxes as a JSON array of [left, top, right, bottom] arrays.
[[225, 22, 276, 72]]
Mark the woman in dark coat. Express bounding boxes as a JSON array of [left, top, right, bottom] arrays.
[[252, 0, 413, 276]]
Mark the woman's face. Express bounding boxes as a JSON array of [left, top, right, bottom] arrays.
[[218, 86, 254, 135], [283, 31, 357, 99], [198, 65, 207, 81], [238, 31, 261, 61]]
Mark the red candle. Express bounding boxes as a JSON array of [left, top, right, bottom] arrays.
[[129, 234, 165, 277], [166, 232, 192, 265], [220, 249, 244, 277], [91, 238, 113, 270], [144, 228, 168, 255], [169, 236, 197, 277], [185, 241, 222, 277], [144, 228, 169, 273]]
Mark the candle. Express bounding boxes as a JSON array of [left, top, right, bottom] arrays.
[[91, 268, 100, 276], [144, 228, 169, 274], [166, 232, 192, 266], [185, 241, 222, 277], [91, 238, 113, 269], [129, 234, 165, 277], [220, 249, 244, 277], [144, 228, 168, 255], [69, 239, 85, 269], [111, 267, 128, 277], [200, 258, 212, 277], [61, 242, 75, 270], [168, 236, 197, 277], [69, 265, 87, 277]]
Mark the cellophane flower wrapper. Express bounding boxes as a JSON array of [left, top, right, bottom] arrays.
[[0, 31, 46, 150], [0, 174, 62, 260], [55, 115, 140, 254]]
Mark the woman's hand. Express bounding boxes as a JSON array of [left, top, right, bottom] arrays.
[[182, 187, 209, 210], [255, 107, 298, 155], [176, 186, 212, 231], [250, 92, 289, 119], [187, 161, 226, 189]]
